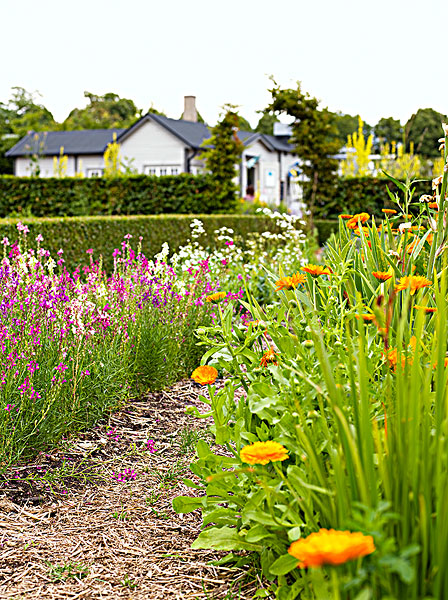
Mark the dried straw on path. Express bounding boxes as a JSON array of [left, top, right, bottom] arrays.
[[0, 381, 266, 599]]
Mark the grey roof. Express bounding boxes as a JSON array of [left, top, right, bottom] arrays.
[[118, 114, 212, 149], [117, 114, 294, 153], [263, 134, 294, 152], [5, 129, 125, 157], [6, 113, 294, 158]]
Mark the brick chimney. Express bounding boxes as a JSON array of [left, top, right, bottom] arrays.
[[183, 96, 198, 122]]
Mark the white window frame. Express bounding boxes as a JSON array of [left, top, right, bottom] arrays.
[[143, 165, 181, 176], [86, 168, 103, 178], [143, 166, 158, 176]]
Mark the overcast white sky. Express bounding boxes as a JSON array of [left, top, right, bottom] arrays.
[[1, 0, 447, 128]]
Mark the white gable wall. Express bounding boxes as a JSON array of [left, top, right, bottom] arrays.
[[242, 140, 282, 204], [120, 118, 186, 174], [15, 156, 78, 177]]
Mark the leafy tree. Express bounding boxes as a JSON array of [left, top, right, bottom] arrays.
[[63, 92, 141, 130], [0, 87, 57, 174], [237, 115, 253, 132], [200, 104, 244, 207], [374, 117, 403, 146], [405, 108, 448, 158], [267, 79, 340, 214], [255, 110, 279, 135], [3, 87, 57, 137]]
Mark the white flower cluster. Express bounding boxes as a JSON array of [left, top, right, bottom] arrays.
[[170, 209, 310, 283]]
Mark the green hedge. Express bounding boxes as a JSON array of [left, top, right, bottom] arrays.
[[0, 214, 295, 272], [313, 220, 339, 244], [0, 174, 233, 217], [305, 177, 430, 219]]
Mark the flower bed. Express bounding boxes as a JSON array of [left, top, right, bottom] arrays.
[[175, 136, 448, 598], [0, 228, 215, 467]]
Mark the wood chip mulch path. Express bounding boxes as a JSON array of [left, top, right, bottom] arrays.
[[0, 381, 269, 599]]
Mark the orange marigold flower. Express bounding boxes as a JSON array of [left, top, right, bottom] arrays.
[[301, 264, 332, 277], [382, 208, 397, 214], [260, 346, 278, 367], [339, 214, 353, 219], [395, 275, 432, 295], [414, 305, 437, 313], [428, 202, 439, 209], [372, 271, 393, 281], [288, 529, 375, 569], [275, 272, 306, 292], [191, 365, 218, 385], [383, 337, 416, 371], [355, 314, 376, 322], [240, 441, 289, 465], [245, 319, 260, 328], [426, 232, 434, 245], [206, 292, 226, 303], [346, 212, 370, 229]]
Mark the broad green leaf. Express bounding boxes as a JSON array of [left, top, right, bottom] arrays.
[[172, 495, 204, 513], [191, 526, 262, 551], [269, 553, 299, 575]]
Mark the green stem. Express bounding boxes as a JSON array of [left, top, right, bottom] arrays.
[[330, 568, 341, 600]]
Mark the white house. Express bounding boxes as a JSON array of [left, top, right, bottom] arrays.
[[6, 97, 298, 205]]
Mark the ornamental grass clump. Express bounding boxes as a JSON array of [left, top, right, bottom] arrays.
[[175, 124, 448, 598]]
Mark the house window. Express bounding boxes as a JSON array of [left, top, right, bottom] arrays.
[[144, 166, 157, 175], [87, 168, 103, 178], [143, 165, 181, 176]]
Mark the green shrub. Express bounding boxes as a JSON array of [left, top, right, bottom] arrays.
[[0, 214, 292, 272], [304, 177, 430, 219], [313, 219, 339, 244], [0, 173, 236, 217]]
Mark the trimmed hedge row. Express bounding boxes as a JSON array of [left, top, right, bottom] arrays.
[[0, 174, 233, 217], [1, 214, 296, 272], [305, 177, 430, 219]]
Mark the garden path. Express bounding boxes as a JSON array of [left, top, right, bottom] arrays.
[[0, 381, 264, 599]]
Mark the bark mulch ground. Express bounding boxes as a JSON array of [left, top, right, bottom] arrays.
[[0, 381, 270, 599]]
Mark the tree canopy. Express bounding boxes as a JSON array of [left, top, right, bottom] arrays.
[[266, 79, 340, 211], [200, 104, 244, 206], [62, 92, 142, 130], [374, 117, 403, 146], [405, 108, 448, 158], [255, 111, 279, 135]]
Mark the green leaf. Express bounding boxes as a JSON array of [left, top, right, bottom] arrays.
[[172, 495, 204, 513], [196, 439, 211, 458], [269, 553, 299, 575], [379, 555, 415, 584], [203, 508, 237, 527], [181, 478, 202, 490], [191, 526, 262, 551], [382, 172, 407, 193]]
